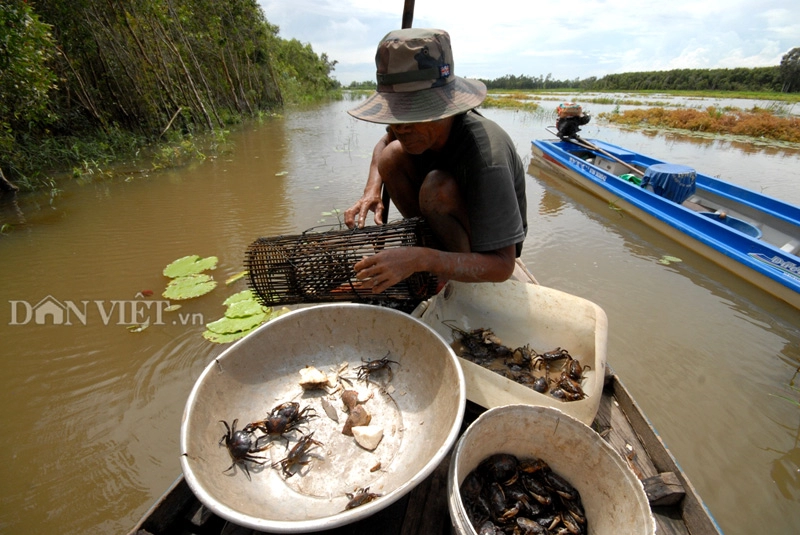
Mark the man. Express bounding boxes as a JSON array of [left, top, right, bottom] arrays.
[[345, 28, 527, 294]]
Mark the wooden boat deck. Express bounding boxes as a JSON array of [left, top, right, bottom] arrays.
[[129, 371, 722, 535]]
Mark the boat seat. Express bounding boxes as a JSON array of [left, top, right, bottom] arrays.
[[681, 198, 706, 212], [781, 240, 799, 254], [592, 142, 638, 161]]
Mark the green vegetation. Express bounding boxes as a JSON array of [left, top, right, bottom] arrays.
[[156, 255, 289, 343], [345, 80, 377, 91], [482, 95, 542, 112], [0, 0, 340, 193], [478, 48, 800, 94], [599, 106, 800, 144], [203, 289, 290, 344], [162, 255, 220, 300], [588, 66, 784, 92]]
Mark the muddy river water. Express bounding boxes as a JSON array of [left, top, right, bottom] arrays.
[[1, 94, 799, 534]]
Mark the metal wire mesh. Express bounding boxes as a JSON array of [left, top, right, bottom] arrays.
[[245, 217, 439, 309]]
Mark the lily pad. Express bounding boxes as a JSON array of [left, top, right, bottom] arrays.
[[163, 255, 218, 278], [225, 299, 267, 318], [163, 274, 217, 300], [202, 329, 251, 343], [205, 311, 267, 334], [203, 304, 289, 344], [223, 289, 258, 306]]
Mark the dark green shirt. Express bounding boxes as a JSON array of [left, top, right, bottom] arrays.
[[415, 111, 527, 256]]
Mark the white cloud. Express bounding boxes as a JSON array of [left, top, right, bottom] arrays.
[[257, 0, 799, 84]]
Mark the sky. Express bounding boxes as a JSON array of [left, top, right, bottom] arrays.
[[257, 0, 799, 85]]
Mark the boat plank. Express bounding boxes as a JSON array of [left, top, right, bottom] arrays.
[[593, 380, 659, 480], [399, 454, 451, 535], [643, 472, 685, 506], [606, 374, 723, 535]]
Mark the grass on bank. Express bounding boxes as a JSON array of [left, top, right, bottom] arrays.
[[3, 108, 286, 193], [599, 107, 800, 144], [489, 88, 800, 104]]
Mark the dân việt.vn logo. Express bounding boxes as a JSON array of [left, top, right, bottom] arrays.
[[8, 293, 203, 326]]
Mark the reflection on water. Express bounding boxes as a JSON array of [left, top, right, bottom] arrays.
[[0, 97, 799, 535], [537, 185, 569, 217], [768, 365, 800, 502]]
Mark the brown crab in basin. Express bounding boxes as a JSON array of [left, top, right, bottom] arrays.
[[355, 352, 399, 382], [246, 401, 317, 443], [272, 432, 323, 478], [218, 419, 271, 480]]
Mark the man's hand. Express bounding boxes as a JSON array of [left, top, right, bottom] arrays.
[[354, 248, 423, 294], [344, 193, 384, 229]]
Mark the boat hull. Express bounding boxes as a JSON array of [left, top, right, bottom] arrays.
[[531, 138, 800, 309]]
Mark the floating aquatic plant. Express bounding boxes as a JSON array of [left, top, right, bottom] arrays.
[[127, 318, 150, 332], [205, 310, 267, 335], [224, 298, 264, 318], [202, 289, 290, 344], [163, 254, 218, 278], [225, 270, 248, 285], [163, 273, 217, 300], [658, 255, 683, 265], [202, 329, 251, 344], [162, 255, 219, 300]]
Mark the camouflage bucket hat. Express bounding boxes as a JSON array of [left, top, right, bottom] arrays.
[[348, 28, 487, 124]]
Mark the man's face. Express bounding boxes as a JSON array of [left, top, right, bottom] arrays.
[[389, 117, 452, 154]]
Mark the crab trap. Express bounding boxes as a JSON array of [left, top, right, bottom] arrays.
[[245, 217, 439, 310]]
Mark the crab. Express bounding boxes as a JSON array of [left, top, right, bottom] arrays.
[[355, 352, 399, 382], [218, 419, 271, 480], [344, 487, 382, 510], [272, 432, 323, 478], [247, 401, 317, 443]]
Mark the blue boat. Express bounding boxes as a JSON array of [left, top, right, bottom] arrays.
[[530, 134, 800, 309]]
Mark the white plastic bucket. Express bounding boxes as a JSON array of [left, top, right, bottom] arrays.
[[447, 405, 655, 535], [415, 279, 608, 425]]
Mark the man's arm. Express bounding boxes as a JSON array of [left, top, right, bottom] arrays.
[[354, 244, 516, 294]]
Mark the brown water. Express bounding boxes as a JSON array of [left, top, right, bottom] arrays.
[[1, 96, 799, 535]]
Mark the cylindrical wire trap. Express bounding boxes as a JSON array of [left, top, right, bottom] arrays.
[[245, 217, 439, 310]]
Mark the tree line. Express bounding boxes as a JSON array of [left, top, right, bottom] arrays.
[[348, 48, 800, 94], [481, 67, 788, 92], [0, 0, 338, 192], [479, 54, 800, 93]]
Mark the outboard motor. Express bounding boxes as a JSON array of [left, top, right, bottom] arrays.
[[556, 102, 591, 139]]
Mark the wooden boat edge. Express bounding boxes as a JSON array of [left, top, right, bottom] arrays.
[[603, 372, 724, 535]]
